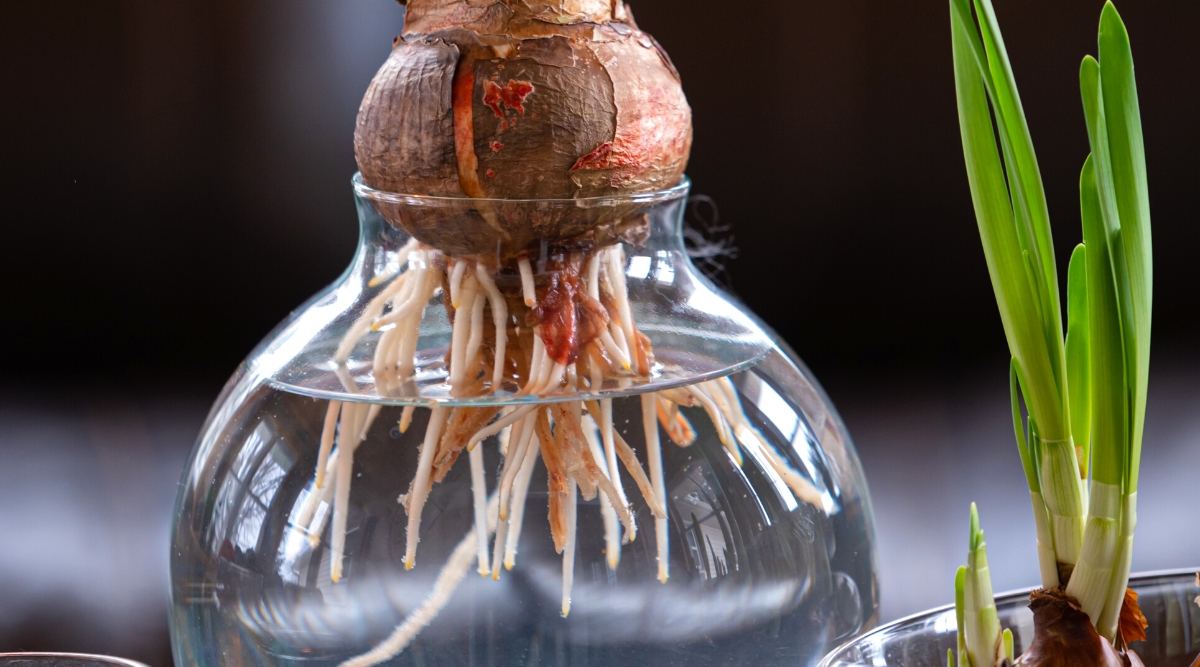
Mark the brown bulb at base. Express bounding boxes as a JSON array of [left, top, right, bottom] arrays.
[[353, 0, 692, 256]]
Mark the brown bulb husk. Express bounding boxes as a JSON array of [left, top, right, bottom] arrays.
[[1016, 589, 1144, 667], [354, 0, 692, 257]]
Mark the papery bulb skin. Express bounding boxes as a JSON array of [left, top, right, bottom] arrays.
[[353, 0, 692, 256], [1016, 589, 1135, 667]]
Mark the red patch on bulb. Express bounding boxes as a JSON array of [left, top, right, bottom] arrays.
[[490, 141, 505, 152], [569, 141, 642, 173], [486, 169, 496, 178], [482, 79, 534, 118], [531, 262, 610, 366]]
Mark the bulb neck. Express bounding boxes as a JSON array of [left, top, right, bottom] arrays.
[[246, 174, 773, 406]]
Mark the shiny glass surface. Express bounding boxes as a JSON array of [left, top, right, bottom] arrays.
[[255, 175, 774, 406], [169, 177, 878, 667], [819, 571, 1200, 667], [0, 654, 150, 667]]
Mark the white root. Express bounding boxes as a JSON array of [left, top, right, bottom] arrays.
[[598, 330, 632, 371], [373, 325, 401, 380], [369, 266, 419, 331], [610, 324, 632, 368], [490, 507, 509, 580], [585, 253, 601, 300], [294, 448, 340, 545], [466, 404, 537, 453], [362, 404, 383, 441], [524, 333, 545, 394], [656, 387, 695, 407], [394, 309, 422, 382], [367, 239, 418, 288], [340, 494, 500, 667], [331, 401, 367, 582], [605, 246, 636, 360], [518, 256, 536, 307], [524, 341, 559, 396], [498, 420, 511, 456], [466, 286, 486, 368], [583, 401, 663, 520], [547, 363, 567, 394], [657, 395, 697, 447], [712, 377, 824, 507], [317, 400, 342, 489], [599, 399, 632, 543], [336, 273, 410, 364], [583, 413, 621, 569], [589, 364, 630, 517], [533, 354, 557, 395], [503, 438, 541, 570], [404, 407, 448, 569], [641, 393, 669, 583], [335, 239, 421, 364], [448, 278, 479, 393], [370, 263, 437, 331], [475, 264, 508, 391], [448, 258, 468, 309], [495, 417, 527, 517], [562, 477, 578, 617], [469, 442, 490, 576], [498, 414, 537, 519], [325, 240, 708, 666], [686, 383, 739, 464], [557, 407, 636, 537]]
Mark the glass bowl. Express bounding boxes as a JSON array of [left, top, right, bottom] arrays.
[[0, 654, 150, 667], [819, 570, 1200, 667], [169, 176, 879, 667]]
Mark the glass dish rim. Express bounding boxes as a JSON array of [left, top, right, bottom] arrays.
[[0, 653, 151, 667], [819, 567, 1200, 666], [262, 347, 774, 408], [351, 172, 691, 206]]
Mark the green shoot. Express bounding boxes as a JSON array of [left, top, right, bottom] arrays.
[[1066, 244, 1091, 478], [951, 0, 1084, 583], [955, 566, 968, 667], [950, 0, 1151, 649], [955, 504, 1001, 667]]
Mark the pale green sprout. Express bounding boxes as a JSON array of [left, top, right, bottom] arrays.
[[952, 505, 1014, 667], [950, 0, 1151, 653]]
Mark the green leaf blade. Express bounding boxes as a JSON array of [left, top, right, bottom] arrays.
[[1010, 358, 1040, 490], [1066, 243, 1091, 475], [972, 0, 1067, 400], [1098, 1, 1151, 491], [1078, 155, 1127, 488], [950, 0, 1068, 441]]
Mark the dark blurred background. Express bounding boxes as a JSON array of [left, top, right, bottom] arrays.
[[2, 1, 1198, 665]]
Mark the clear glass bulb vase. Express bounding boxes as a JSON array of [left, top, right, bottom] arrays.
[[169, 176, 879, 667]]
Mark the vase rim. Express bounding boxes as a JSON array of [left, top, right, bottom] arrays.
[[819, 568, 1200, 667], [0, 653, 151, 667], [351, 172, 691, 206]]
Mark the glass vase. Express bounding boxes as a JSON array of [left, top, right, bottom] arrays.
[[819, 570, 1200, 667], [168, 176, 878, 667]]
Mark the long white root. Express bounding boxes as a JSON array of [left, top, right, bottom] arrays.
[[331, 402, 367, 582], [473, 264, 509, 391], [404, 407, 448, 569], [317, 400, 341, 489], [562, 478, 578, 617], [641, 394, 669, 583], [339, 494, 500, 667], [583, 414, 622, 569], [324, 242, 807, 666], [468, 441, 490, 576], [503, 439, 541, 571]]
